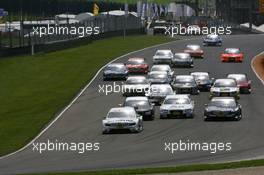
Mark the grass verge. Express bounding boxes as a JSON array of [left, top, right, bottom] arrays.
[[27, 159, 264, 175], [0, 35, 174, 156]]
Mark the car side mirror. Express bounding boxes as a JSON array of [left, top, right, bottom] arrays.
[[248, 80, 252, 84], [204, 104, 208, 107], [134, 106, 139, 110], [118, 104, 123, 107]]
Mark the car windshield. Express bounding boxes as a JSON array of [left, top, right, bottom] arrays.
[[228, 75, 247, 83], [151, 86, 173, 94], [124, 100, 150, 109], [209, 99, 236, 108], [127, 59, 145, 65], [225, 49, 240, 54], [107, 110, 135, 119], [149, 74, 167, 79], [151, 66, 169, 72], [106, 65, 126, 71], [193, 75, 209, 80], [206, 35, 218, 39], [127, 78, 148, 84], [155, 51, 172, 57], [186, 45, 200, 50], [214, 80, 236, 87], [175, 54, 190, 59], [175, 78, 194, 84], [164, 98, 190, 105]]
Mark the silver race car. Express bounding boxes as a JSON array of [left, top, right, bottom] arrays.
[[102, 107, 143, 134], [146, 84, 175, 105], [172, 53, 194, 68], [103, 63, 128, 80], [210, 79, 240, 99], [160, 95, 194, 119], [147, 71, 172, 84], [123, 97, 155, 120], [190, 72, 214, 91], [150, 64, 174, 78], [153, 50, 174, 65], [172, 75, 199, 95], [122, 76, 150, 96], [204, 97, 242, 121]]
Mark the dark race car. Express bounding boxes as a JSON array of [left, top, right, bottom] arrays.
[[103, 63, 128, 81], [190, 72, 214, 91], [203, 34, 222, 46], [204, 97, 242, 121], [172, 75, 199, 95], [123, 97, 155, 121]]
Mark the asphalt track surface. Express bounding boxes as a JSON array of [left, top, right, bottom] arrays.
[[0, 35, 264, 175]]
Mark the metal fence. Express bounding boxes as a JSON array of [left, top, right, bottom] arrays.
[[0, 15, 143, 51]]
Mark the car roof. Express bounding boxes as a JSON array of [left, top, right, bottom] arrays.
[[191, 72, 209, 76], [225, 48, 240, 51], [215, 78, 236, 83], [109, 107, 135, 113], [186, 44, 200, 47], [151, 64, 171, 69], [227, 74, 246, 78], [151, 84, 172, 88], [128, 57, 145, 61], [174, 53, 190, 56], [149, 71, 168, 75], [176, 75, 194, 79], [211, 97, 236, 101], [127, 76, 146, 80], [165, 94, 190, 100], [156, 49, 172, 53], [108, 63, 125, 67], [125, 97, 148, 101]]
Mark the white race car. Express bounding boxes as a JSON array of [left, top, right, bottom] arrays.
[[153, 50, 174, 65], [102, 107, 143, 134], [160, 95, 194, 119], [210, 79, 240, 100]]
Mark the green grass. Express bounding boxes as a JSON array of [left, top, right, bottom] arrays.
[[0, 35, 174, 156], [26, 159, 264, 175]]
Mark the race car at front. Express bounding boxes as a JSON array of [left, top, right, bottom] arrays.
[[184, 44, 204, 58], [123, 97, 155, 121], [210, 79, 240, 100], [172, 75, 199, 95], [204, 97, 242, 121], [203, 34, 222, 46], [122, 76, 150, 97], [153, 50, 174, 65], [102, 107, 143, 134], [190, 72, 214, 91], [221, 48, 244, 62], [125, 57, 149, 74], [172, 53, 194, 68], [103, 63, 128, 80], [227, 74, 251, 94], [146, 84, 175, 105], [160, 95, 194, 119]]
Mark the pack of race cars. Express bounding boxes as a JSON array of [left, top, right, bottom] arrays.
[[102, 34, 250, 134]]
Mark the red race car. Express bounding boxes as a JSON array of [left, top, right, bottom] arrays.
[[221, 48, 243, 62], [125, 57, 149, 74], [184, 44, 204, 58], [227, 74, 251, 94]]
